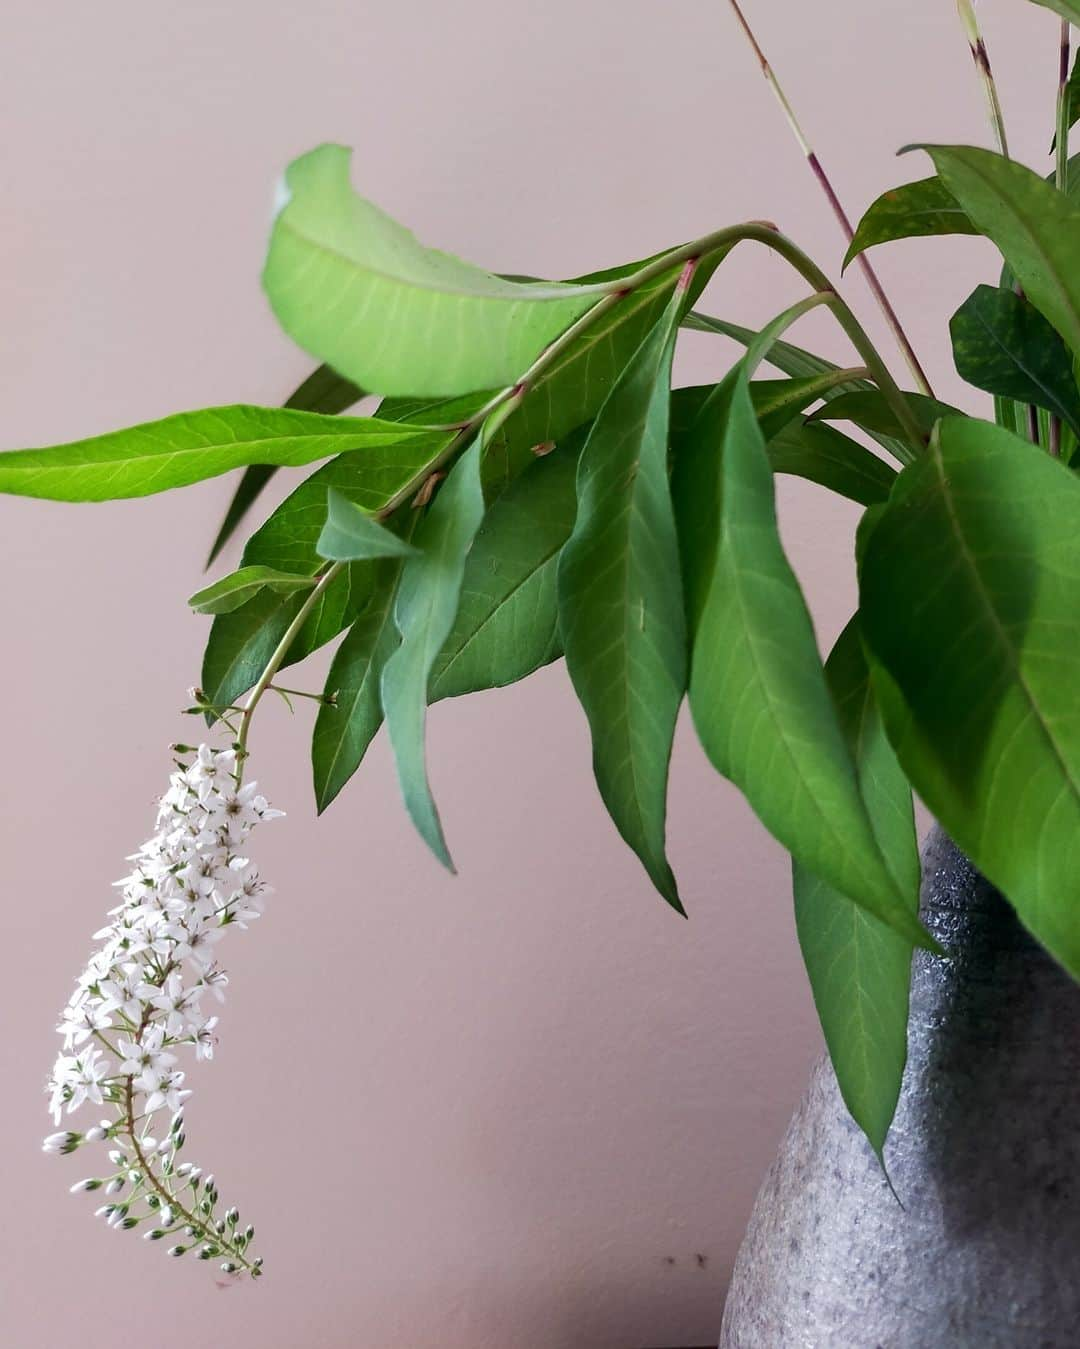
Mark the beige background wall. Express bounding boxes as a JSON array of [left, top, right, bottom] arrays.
[[0, 2, 1051, 1345]]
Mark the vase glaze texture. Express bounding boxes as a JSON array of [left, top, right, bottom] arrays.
[[719, 826, 1080, 1348]]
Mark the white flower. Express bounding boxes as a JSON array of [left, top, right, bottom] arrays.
[[44, 741, 280, 1278], [116, 1027, 177, 1079]]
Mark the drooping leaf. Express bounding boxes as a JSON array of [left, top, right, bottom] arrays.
[[793, 616, 918, 1159], [317, 488, 421, 561], [671, 384, 896, 507], [188, 565, 316, 615], [206, 364, 364, 566], [675, 305, 931, 948], [557, 286, 689, 911], [809, 388, 960, 441], [312, 553, 409, 813], [0, 404, 443, 502], [950, 284, 1080, 438], [380, 438, 486, 868], [860, 415, 1080, 978], [264, 143, 608, 397], [685, 310, 912, 465], [913, 144, 1080, 356], [201, 439, 450, 710], [312, 439, 582, 811], [843, 176, 975, 269], [430, 438, 579, 701]]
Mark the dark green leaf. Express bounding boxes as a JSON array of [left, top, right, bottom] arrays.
[[913, 144, 1080, 356], [206, 364, 363, 566], [430, 439, 579, 701], [317, 488, 421, 561], [860, 415, 1080, 978], [0, 404, 439, 502], [950, 284, 1080, 438], [793, 616, 917, 1159], [264, 144, 602, 397], [675, 305, 931, 948], [557, 287, 688, 911], [810, 389, 961, 440], [685, 310, 912, 466], [188, 565, 316, 615], [381, 439, 486, 868], [671, 384, 896, 507], [312, 555, 408, 813], [843, 176, 975, 269]]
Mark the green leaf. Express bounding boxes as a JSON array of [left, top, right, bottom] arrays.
[[809, 389, 960, 440], [188, 565, 316, 615], [675, 305, 931, 948], [381, 438, 486, 868], [685, 310, 912, 466], [950, 284, 1080, 439], [793, 616, 917, 1159], [312, 439, 582, 812], [557, 287, 689, 911], [764, 419, 896, 507], [206, 364, 364, 566], [0, 404, 439, 502], [860, 415, 1080, 978], [912, 144, 1080, 357], [264, 144, 603, 397], [671, 383, 896, 507], [201, 439, 449, 710], [312, 554, 409, 813], [317, 488, 421, 561], [1029, 0, 1080, 25], [843, 176, 975, 269], [430, 438, 579, 701]]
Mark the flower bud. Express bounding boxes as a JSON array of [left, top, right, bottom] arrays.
[[70, 1178, 102, 1193], [167, 1244, 187, 1258], [144, 1229, 166, 1241], [43, 1131, 81, 1154]]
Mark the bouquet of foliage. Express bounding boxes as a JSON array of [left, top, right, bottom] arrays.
[[16, 0, 1080, 1279]]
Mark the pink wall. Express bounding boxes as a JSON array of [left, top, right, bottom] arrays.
[[1, 2, 1052, 1344]]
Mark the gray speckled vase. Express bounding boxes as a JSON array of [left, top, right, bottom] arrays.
[[719, 826, 1080, 1349]]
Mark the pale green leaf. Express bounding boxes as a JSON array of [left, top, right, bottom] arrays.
[[317, 488, 421, 561], [0, 404, 438, 502], [263, 144, 604, 397], [188, 565, 316, 615]]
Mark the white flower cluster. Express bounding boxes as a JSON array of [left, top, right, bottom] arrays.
[[43, 743, 281, 1277]]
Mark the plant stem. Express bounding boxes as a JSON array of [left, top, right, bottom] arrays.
[[956, 0, 1010, 157], [235, 564, 343, 755], [724, 0, 935, 399]]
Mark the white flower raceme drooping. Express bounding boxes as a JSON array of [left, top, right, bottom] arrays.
[[43, 742, 281, 1277]]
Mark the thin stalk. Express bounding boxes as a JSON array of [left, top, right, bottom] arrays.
[[235, 564, 343, 755], [1051, 18, 1071, 457], [725, 0, 935, 399], [956, 0, 1010, 157]]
